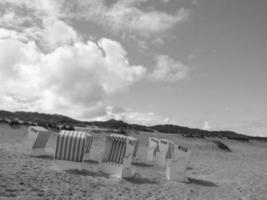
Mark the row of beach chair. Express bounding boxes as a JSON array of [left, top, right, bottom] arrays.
[[27, 126, 191, 182]]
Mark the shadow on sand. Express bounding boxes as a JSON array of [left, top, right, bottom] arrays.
[[84, 159, 99, 165], [186, 166, 193, 170], [31, 155, 54, 160], [124, 173, 159, 184], [65, 169, 109, 178], [132, 162, 154, 168], [188, 177, 217, 187]]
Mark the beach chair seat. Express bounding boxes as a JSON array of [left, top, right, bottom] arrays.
[[100, 134, 137, 178], [54, 130, 93, 171], [28, 126, 51, 156]]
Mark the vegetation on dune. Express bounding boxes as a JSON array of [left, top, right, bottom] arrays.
[[0, 110, 266, 141], [150, 124, 251, 141]]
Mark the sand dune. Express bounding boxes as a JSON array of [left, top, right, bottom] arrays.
[[0, 124, 267, 200]]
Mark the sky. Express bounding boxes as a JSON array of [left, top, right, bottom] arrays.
[[0, 0, 266, 136]]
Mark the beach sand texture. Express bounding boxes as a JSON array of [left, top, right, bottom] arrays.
[[0, 124, 267, 200]]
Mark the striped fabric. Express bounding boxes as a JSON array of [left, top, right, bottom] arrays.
[[32, 131, 50, 149], [153, 142, 160, 156], [148, 137, 160, 156], [85, 135, 94, 153], [132, 140, 139, 157], [29, 126, 50, 149], [55, 131, 93, 162], [166, 143, 174, 159], [105, 135, 126, 164], [104, 134, 136, 164]]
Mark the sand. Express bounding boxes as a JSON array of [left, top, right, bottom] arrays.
[[0, 124, 267, 200]]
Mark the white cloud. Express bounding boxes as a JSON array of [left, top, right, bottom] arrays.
[[70, 0, 190, 38], [0, 39, 42, 111], [0, 0, 188, 121], [39, 17, 79, 50], [106, 5, 189, 37], [0, 36, 146, 119], [0, 28, 29, 42], [0, 0, 78, 51], [203, 121, 211, 130], [0, 0, 62, 18], [149, 55, 189, 82]]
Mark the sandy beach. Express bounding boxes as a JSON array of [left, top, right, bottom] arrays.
[[0, 124, 267, 200]]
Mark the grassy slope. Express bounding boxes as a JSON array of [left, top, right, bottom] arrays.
[[0, 110, 266, 141]]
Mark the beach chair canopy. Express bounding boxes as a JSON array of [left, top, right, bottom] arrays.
[[28, 126, 50, 149], [55, 131, 93, 162], [100, 134, 137, 178], [102, 134, 137, 164], [149, 137, 160, 148]]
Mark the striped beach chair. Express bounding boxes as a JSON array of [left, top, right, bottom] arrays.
[[28, 126, 51, 156], [100, 134, 137, 178], [166, 144, 191, 182], [146, 137, 160, 162], [54, 130, 94, 171]]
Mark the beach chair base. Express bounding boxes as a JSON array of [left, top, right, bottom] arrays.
[[100, 162, 133, 178], [166, 159, 189, 183], [83, 153, 91, 161], [54, 160, 83, 171], [31, 148, 47, 157]]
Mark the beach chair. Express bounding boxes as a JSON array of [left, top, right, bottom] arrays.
[[155, 138, 174, 166], [146, 137, 160, 162], [54, 130, 93, 171], [28, 126, 51, 156], [166, 144, 191, 182], [99, 134, 137, 178]]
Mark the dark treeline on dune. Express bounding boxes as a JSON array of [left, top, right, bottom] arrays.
[[0, 110, 266, 141]]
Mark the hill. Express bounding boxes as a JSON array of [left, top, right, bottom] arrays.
[[0, 110, 266, 141]]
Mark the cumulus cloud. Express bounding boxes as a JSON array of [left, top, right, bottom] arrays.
[[149, 55, 189, 82], [39, 17, 79, 50], [0, 36, 146, 118], [0, 0, 79, 51], [105, 5, 189, 37], [0, 28, 30, 42], [67, 0, 190, 38], [203, 121, 211, 130], [0, 0, 187, 121]]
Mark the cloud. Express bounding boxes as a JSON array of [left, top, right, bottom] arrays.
[[0, 36, 146, 118], [0, 0, 79, 51], [68, 0, 190, 38], [39, 17, 79, 51], [0, 0, 188, 121], [149, 55, 189, 82], [105, 5, 189, 37], [0, 0, 62, 18], [203, 121, 211, 130]]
